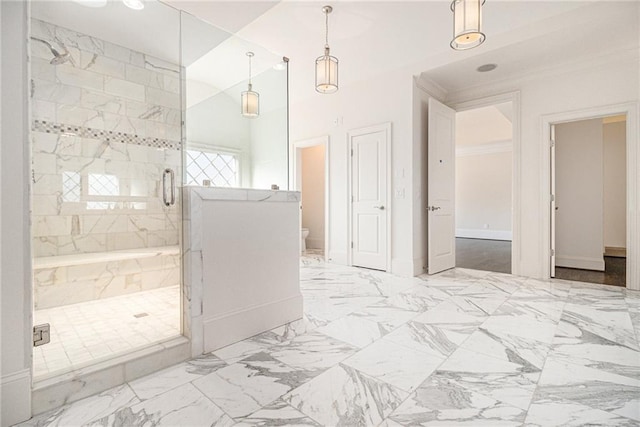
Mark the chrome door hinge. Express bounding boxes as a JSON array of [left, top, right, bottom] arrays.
[[33, 323, 50, 347]]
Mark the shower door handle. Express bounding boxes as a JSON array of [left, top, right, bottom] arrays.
[[163, 168, 176, 207]]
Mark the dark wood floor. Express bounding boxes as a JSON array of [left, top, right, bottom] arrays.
[[555, 256, 626, 287], [455, 237, 626, 287], [455, 238, 511, 274]]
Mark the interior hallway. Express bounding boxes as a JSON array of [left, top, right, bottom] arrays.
[[19, 255, 640, 426]]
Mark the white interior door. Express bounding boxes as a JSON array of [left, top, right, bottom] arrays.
[[550, 124, 556, 277], [350, 124, 389, 271], [427, 98, 456, 274]]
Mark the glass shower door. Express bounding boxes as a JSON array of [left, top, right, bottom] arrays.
[[29, 0, 182, 378]]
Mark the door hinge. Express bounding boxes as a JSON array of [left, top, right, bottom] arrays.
[[33, 323, 50, 347], [351, 242, 354, 248], [351, 148, 354, 156], [550, 249, 555, 256], [351, 195, 354, 203], [551, 194, 555, 202], [550, 139, 555, 148]]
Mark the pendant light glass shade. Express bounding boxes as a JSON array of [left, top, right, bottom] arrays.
[[316, 5, 338, 94], [450, 0, 486, 50], [241, 52, 259, 118], [316, 48, 338, 94], [241, 85, 259, 118]]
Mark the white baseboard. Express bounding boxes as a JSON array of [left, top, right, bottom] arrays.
[[327, 250, 347, 265], [456, 228, 512, 241], [1, 369, 31, 426], [556, 256, 605, 271], [203, 294, 303, 353]]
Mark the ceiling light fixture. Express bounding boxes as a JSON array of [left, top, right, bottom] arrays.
[[476, 63, 497, 72], [241, 52, 259, 118], [315, 5, 338, 94], [450, 0, 486, 50], [123, 0, 144, 10]]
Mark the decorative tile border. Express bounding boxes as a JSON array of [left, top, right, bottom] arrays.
[[33, 120, 181, 151]]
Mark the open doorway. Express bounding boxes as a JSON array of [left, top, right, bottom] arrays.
[[454, 102, 513, 274], [292, 136, 329, 259], [551, 115, 627, 287]]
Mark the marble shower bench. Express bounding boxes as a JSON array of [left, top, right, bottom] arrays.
[[33, 246, 180, 309], [184, 186, 303, 356]]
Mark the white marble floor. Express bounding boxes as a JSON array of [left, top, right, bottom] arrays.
[[33, 286, 181, 378], [20, 255, 640, 426]]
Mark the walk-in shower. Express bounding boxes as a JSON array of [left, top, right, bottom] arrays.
[[29, 0, 183, 378]]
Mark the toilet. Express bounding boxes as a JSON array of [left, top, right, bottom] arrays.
[[301, 228, 310, 253]]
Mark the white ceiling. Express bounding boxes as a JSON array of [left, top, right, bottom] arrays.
[[31, 1, 639, 107], [456, 102, 512, 147]]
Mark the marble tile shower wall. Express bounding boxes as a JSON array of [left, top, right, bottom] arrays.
[[29, 19, 182, 258]]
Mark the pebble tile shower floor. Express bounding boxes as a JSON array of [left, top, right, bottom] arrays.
[[33, 286, 181, 377], [21, 254, 640, 426]]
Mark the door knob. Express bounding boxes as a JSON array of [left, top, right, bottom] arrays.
[[373, 205, 385, 210], [427, 206, 441, 211]]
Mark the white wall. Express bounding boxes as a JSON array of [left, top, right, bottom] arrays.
[[1, 1, 33, 425], [445, 51, 639, 278], [603, 120, 627, 249], [555, 119, 604, 271], [455, 150, 512, 240], [290, 66, 414, 275], [301, 145, 325, 249]]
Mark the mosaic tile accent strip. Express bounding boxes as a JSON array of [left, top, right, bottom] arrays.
[[33, 120, 181, 151]]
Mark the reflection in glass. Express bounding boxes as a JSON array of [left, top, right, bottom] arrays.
[[181, 11, 289, 190]]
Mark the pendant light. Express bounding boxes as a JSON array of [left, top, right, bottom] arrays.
[[315, 5, 338, 94], [450, 0, 486, 50], [241, 52, 259, 118]]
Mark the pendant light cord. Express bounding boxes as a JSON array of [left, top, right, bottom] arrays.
[[248, 55, 252, 85], [325, 10, 329, 49]]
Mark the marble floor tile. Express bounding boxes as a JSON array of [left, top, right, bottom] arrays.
[[551, 319, 640, 379], [433, 347, 541, 410], [128, 355, 225, 400], [20, 255, 640, 427], [88, 383, 234, 426], [234, 400, 321, 427], [193, 352, 316, 418], [283, 364, 408, 426], [341, 338, 444, 393], [17, 384, 139, 427], [384, 320, 463, 359], [535, 357, 640, 421], [524, 398, 639, 426], [269, 331, 358, 373], [374, 285, 449, 312], [560, 302, 638, 350], [388, 374, 526, 426]]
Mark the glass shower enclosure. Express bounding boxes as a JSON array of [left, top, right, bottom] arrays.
[[29, 0, 182, 378]]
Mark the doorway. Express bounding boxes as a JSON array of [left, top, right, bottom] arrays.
[[454, 101, 514, 274], [292, 136, 330, 259], [551, 115, 627, 287]]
